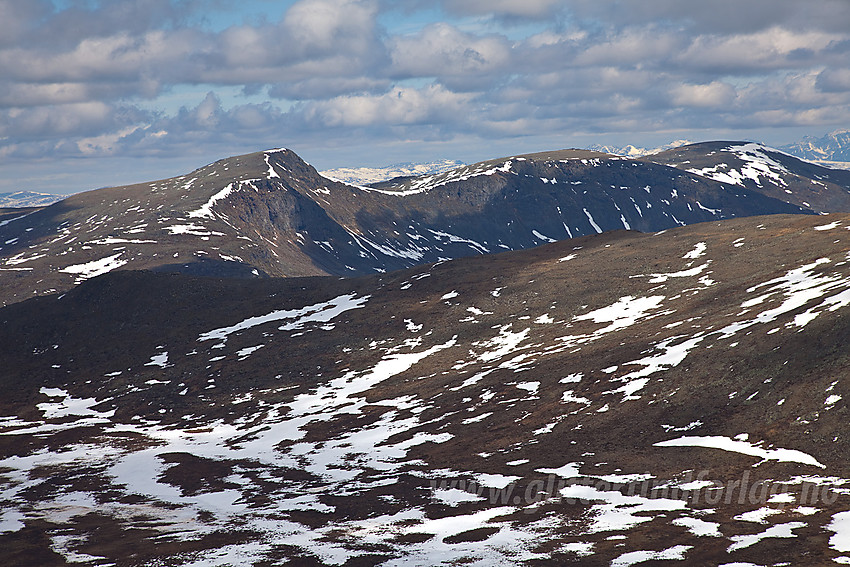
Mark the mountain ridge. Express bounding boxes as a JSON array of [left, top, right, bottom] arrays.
[[319, 159, 465, 186], [0, 191, 67, 208], [0, 145, 816, 306], [587, 139, 694, 158], [4, 142, 850, 565], [646, 141, 850, 213], [780, 129, 850, 164]]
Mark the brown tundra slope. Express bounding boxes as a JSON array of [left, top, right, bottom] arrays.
[[3, 213, 850, 565]]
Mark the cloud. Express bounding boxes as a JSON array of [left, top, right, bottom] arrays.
[[1, 0, 850, 187], [675, 28, 845, 74], [268, 76, 391, 101], [817, 68, 850, 93], [390, 23, 513, 90], [437, 0, 563, 19], [563, 0, 850, 34], [0, 0, 52, 47], [0, 102, 148, 141], [571, 27, 685, 68], [670, 82, 738, 109], [143, 92, 288, 141], [302, 84, 475, 129], [2, 0, 200, 49], [283, 0, 380, 55]]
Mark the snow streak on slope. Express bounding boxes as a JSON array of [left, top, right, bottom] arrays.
[[187, 183, 235, 219], [654, 436, 825, 468], [198, 293, 370, 343]]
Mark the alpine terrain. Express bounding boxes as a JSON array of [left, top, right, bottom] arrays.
[[3, 144, 850, 565], [647, 141, 850, 213], [4, 214, 850, 565], [586, 140, 693, 158]]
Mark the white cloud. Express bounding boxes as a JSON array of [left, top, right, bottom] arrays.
[[0, 102, 144, 139], [283, 0, 379, 54], [303, 84, 474, 128], [573, 27, 684, 67], [390, 23, 512, 89], [676, 28, 844, 73], [671, 82, 737, 108]]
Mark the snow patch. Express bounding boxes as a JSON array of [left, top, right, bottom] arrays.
[[59, 253, 127, 282], [188, 183, 235, 219], [654, 436, 825, 468]]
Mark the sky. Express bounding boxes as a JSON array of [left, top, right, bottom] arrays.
[[1, 0, 849, 195]]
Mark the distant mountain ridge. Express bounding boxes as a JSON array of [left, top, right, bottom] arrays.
[[6, 143, 850, 565], [0, 191, 67, 208], [587, 140, 693, 157], [593, 134, 850, 170], [320, 159, 465, 186], [780, 129, 850, 165]]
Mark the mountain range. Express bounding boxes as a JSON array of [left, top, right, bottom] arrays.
[[0, 191, 68, 208], [587, 140, 694, 158], [2, 133, 847, 210], [319, 159, 465, 186], [4, 142, 850, 565], [647, 142, 850, 213], [592, 132, 850, 172], [4, 142, 845, 307], [780, 130, 850, 164]]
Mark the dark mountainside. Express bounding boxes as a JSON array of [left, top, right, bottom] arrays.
[[0, 146, 823, 306], [3, 213, 850, 565]]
